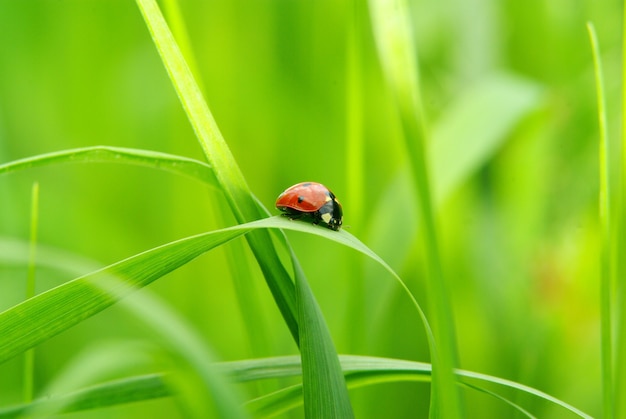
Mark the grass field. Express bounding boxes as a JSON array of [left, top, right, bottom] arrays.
[[0, 0, 623, 417]]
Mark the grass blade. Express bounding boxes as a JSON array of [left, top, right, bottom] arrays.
[[0, 146, 217, 187], [134, 0, 300, 348], [293, 246, 354, 418], [0, 222, 254, 364], [0, 213, 428, 418], [2, 279, 252, 419], [22, 182, 39, 403], [1, 355, 594, 419], [237, 356, 592, 418], [0, 215, 430, 361], [0, 374, 169, 419], [368, 0, 460, 415], [0, 217, 432, 417], [587, 22, 614, 419], [617, 2, 626, 416]]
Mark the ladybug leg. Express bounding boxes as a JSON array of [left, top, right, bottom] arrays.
[[311, 212, 322, 226], [279, 207, 305, 221]]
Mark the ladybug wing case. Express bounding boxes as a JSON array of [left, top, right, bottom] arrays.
[[276, 182, 329, 212]]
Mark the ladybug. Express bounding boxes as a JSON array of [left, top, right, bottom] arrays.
[[276, 182, 343, 231]]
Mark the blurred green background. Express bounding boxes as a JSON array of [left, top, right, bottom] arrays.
[[0, 0, 622, 417]]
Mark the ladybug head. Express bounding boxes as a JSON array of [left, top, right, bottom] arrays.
[[319, 198, 343, 231], [327, 216, 342, 231]]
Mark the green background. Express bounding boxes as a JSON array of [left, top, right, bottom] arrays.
[[0, 0, 622, 417]]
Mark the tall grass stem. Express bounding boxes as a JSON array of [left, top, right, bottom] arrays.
[[368, 0, 462, 415], [587, 22, 613, 419], [23, 182, 39, 402], [617, 3, 626, 417]]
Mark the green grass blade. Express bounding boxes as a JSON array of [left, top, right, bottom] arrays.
[[0, 144, 272, 363], [617, 2, 626, 417], [0, 143, 267, 349], [162, 0, 205, 93], [0, 224, 250, 364], [368, 0, 460, 416], [2, 247, 251, 418], [0, 145, 296, 351], [292, 246, 354, 418], [135, 0, 301, 347], [0, 216, 431, 364], [2, 280, 252, 419], [0, 214, 429, 419], [0, 146, 217, 187], [587, 22, 613, 419], [236, 356, 592, 418], [1, 354, 594, 419], [25, 182, 39, 300], [451, 382, 535, 419], [1, 215, 435, 419], [0, 374, 169, 419], [22, 182, 39, 403]]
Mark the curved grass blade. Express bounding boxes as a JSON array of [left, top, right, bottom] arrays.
[[0, 144, 412, 419], [1, 355, 593, 419], [0, 216, 425, 419], [0, 217, 429, 418], [1, 249, 251, 418], [0, 146, 217, 187], [0, 374, 168, 419], [0, 216, 430, 367], [0, 222, 251, 364], [235, 356, 591, 419], [0, 147, 278, 359], [2, 284, 251, 419]]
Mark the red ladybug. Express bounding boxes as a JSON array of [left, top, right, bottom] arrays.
[[276, 182, 343, 231]]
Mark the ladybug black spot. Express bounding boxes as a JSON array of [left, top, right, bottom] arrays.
[[297, 196, 305, 203]]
